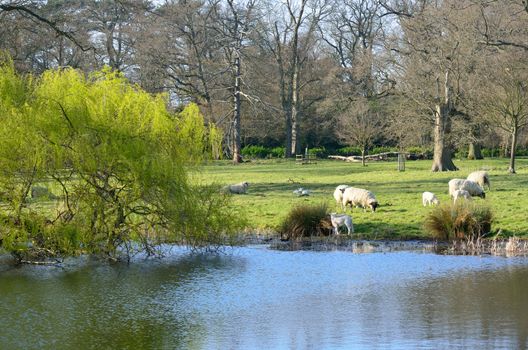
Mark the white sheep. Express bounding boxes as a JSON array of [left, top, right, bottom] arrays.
[[452, 189, 472, 203], [333, 185, 350, 209], [422, 192, 439, 206], [448, 179, 485, 198], [224, 181, 249, 194], [467, 171, 491, 190], [342, 187, 378, 212], [330, 213, 354, 235], [293, 187, 311, 196]]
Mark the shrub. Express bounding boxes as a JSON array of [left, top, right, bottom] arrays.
[[335, 146, 362, 156], [371, 146, 397, 154], [481, 148, 503, 158], [406, 146, 433, 159], [308, 147, 327, 158], [454, 149, 468, 159], [241, 145, 269, 159], [270, 146, 286, 158], [424, 202, 493, 241], [279, 204, 330, 240]]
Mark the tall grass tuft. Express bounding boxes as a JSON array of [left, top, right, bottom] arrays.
[[424, 201, 493, 241], [279, 204, 330, 240]]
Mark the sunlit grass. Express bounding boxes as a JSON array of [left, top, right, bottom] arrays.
[[193, 157, 528, 239]]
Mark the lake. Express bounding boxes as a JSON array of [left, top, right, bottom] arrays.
[[1, 245, 527, 349]]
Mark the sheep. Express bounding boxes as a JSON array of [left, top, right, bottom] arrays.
[[224, 181, 249, 194], [422, 192, 439, 206], [333, 185, 350, 209], [342, 187, 378, 212], [293, 188, 311, 196], [467, 171, 491, 190], [452, 189, 472, 203], [330, 213, 354, 235], [448, 179, 485, 198]]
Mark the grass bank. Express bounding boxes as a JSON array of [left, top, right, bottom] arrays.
[[193, 158, 528, 239]]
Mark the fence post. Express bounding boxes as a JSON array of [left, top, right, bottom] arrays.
[[398, 153, 405, 171]]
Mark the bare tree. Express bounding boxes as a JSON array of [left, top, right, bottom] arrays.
[[337, 97, 385, 166], [482, 59, 528, 173], [257, 0, 330, 157], [384, 0, 486, 171], [212, 0, 259, 163]]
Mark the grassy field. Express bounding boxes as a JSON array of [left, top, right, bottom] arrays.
[[193, 157, 528, 239]]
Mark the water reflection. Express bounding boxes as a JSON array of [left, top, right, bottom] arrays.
[[1, 247, 527, 349]]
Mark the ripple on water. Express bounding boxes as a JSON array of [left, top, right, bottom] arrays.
[[1, 246, 528, 349]]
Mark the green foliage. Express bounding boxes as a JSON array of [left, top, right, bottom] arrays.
[[307, 147, 327, 158], [454, 149, 468, 159], [371, 146, 397, 154], [481, 148, 500, 157], [241, 145, 269, 159], [270, 146, 286, 158], [406, 146, 433, 159], [0, 63, 241, 261], [207, 123, 223, 160], [424, 202, 493, 241], [279, 204, 330, 240], [335, 146, 362, 156]]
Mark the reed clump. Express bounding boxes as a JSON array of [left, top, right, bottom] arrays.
[[279, 204, 331, 240], [424, 201, 493, 241]]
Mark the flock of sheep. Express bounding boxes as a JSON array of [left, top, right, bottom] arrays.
[[223, 170, 491, 236], [330, 170, 491, 235]]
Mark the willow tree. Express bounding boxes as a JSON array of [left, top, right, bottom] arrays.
[[0, 62, 242, 261]]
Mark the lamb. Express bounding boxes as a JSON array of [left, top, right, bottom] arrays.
[[422, 192, 439, 206], [293, 187, 311, 196], [330, 213, 354, 235], [467, 171, 491, 190], [333, 185, 350, 209], [452, 189, 472, 203], [342, 187, 378, 212], [224, 181, 249, 194], [448, 179, 485, 198]]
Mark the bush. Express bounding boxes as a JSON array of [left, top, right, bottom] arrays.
[[424, 202, 493, 241], [279, 204, 330, 240], [371, 146, 397, 154], [335, 146, 362, 156], [270, 146, 286, 158], [455, 149, 468, 159], [406, 146, 433, 159], [308, 147, 327, 158], [241, 145, 269, 159]]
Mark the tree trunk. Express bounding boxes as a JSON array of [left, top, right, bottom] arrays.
[[232, 56, 242, 164], [291, 64, 301, 156], [509, 126, 518, 173], [285, 109, 293, 158], [361, 148, 366, 167], [431, 72, 458, 172], [467, 143, 483, 160]]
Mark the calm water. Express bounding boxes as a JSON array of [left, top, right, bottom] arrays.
[[1, 246, 527, 349]]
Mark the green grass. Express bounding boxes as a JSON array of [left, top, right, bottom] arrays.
[[193, 157, 528, 239]]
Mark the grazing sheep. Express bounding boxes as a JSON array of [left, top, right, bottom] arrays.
[[330, 213, 354, 235], [342, 187, 379, 212], [452, 189, 472, 203], [448, 179, 485, 198], [467, 171, 491, 190], [422, 192, 440, 206], [333, 185, 350, 209], [224, 181, 249, 194]]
